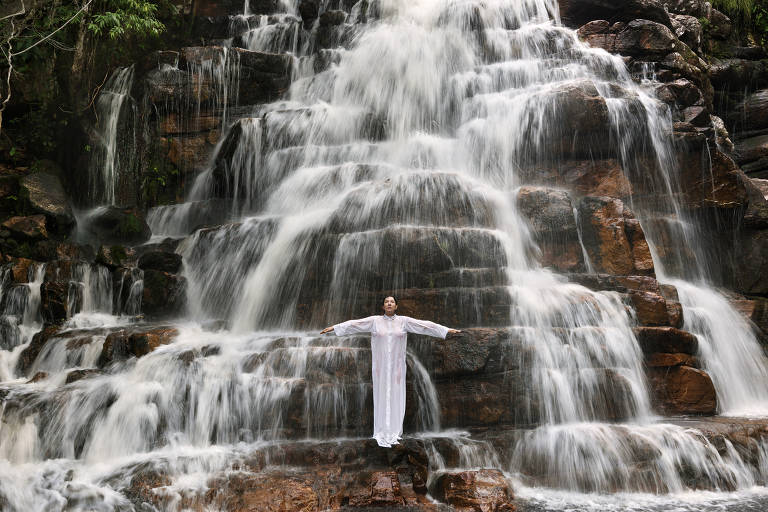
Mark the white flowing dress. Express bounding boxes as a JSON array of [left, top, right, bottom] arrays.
[[333, 314, 449, 447]]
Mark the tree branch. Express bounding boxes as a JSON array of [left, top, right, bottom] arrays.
[[10, 0, 92, 57]]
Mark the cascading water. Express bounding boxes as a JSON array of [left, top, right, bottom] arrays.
[[4, 0, 768, 509], [87, 67, 136, 206]]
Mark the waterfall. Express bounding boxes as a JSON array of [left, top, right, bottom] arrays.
[[5, 0, 768, 508], [87, 66, 135, 206]]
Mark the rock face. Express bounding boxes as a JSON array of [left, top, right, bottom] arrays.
[[577, 197, 654, 276], [432, 470, 515, 512], [19, 172, 75, 235], [647, 365, 718, 415], [82, 207, 151, 245], [558, 0, 671, 28], [2, 215, 48, 240], [141, 270, 187, 318]]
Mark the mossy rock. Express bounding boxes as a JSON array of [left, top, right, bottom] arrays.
[[83, 206, 151, 245]]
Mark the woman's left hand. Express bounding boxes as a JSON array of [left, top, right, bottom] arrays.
[[447, 329, 461, 336]]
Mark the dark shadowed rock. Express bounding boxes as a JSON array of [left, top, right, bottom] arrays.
[[84, 207, 151, 245], [559, 0, 671, 28], [17, 325, 60, 375], [142, 270, 187, 318], [670, 14, 702, 52], [634, 326, 698, 354], [137, 250, 182, 273], [2, 215, 48, 240], [96, 245, 136, 269], [40, 281, 69, 324], [580, 20, 676, 59], [20, 172, 75, 236]]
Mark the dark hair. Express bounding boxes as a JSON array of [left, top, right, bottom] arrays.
[[383, 296, 398, 305]]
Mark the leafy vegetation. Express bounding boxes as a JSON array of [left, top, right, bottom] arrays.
[[0, 0, 181, 164], [711, 0, 768, 45]]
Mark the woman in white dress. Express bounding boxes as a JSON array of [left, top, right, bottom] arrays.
[[321, 296, 460, 447]]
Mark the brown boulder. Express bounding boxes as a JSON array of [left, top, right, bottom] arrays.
[[535, 159, 633, 198], [516, 187, 584, 272], [40, 281, 69, 324], [207, 473, 319, 512], [646, 352, 698, 367], [2, 215, 48, 240], [98, 327, 179, 366], [349, 471, 405, 507], [578, 197, 654, 276], [432, 470, 515, 512], [634, 326, 698, 354], [8, 257, 37, 283], [630, 290, 674, 326], [647, 365, 717, 415]]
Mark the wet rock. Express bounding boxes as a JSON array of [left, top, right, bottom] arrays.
[[27, 371, 48, 383], [40, 280, 69, 324], [432, 470, 515, 512], [634, 326, 698, 354], [137, 250, 182, 273], [677, 146, 749, 210], [734, 229, 768, 294], [2, 215, 48, 240], [630, 290, 678, 326], [647, 365, 717, 415], [96, 245, 136, 269], [736, 135, 768, 167], [298, 0, 318, 27], [516, 186, 584, 272], [142, 270, 187, 318], [348, 471, 405, 507], [7, 257, 37, 283], [534, 159, 633, 199], [206, 473, 319, 511], [580, 20, 676, 59], [682, 105, 709, 126], [559, 0, 671, 29], [656, 78, 703, 108], [147, 47, 293, 110], [17, 325, 60, 375], [709, 59, 768, 93], [65, 368, 103, 384], [578, 197, 654, 276], [98, 327, 179, 366], [646, 352, 698, 367], [411, 328, 529, 379], [735, 89, 768, 133], [83, 207, 151, 245], [19, 171, 75, 236], [670, 14, 702, 53]]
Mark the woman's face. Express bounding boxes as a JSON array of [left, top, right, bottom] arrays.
[[382, 296, 397, 316]]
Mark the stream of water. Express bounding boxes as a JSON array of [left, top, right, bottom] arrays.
[[3, 0, 768, 510]]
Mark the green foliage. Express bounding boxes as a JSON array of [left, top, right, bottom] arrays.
[[87, 0, 167, 40], [712, 0, 756, 18]]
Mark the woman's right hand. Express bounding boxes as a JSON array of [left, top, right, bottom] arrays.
[[321, 326, 334, 334]]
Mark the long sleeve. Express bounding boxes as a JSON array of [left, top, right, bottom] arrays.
[[333, 316, 377, 336], [403, 316, 450, 339]]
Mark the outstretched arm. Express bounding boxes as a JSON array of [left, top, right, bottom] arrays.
[[404, 317, 461, 339], [321, 316, 376, 336]]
